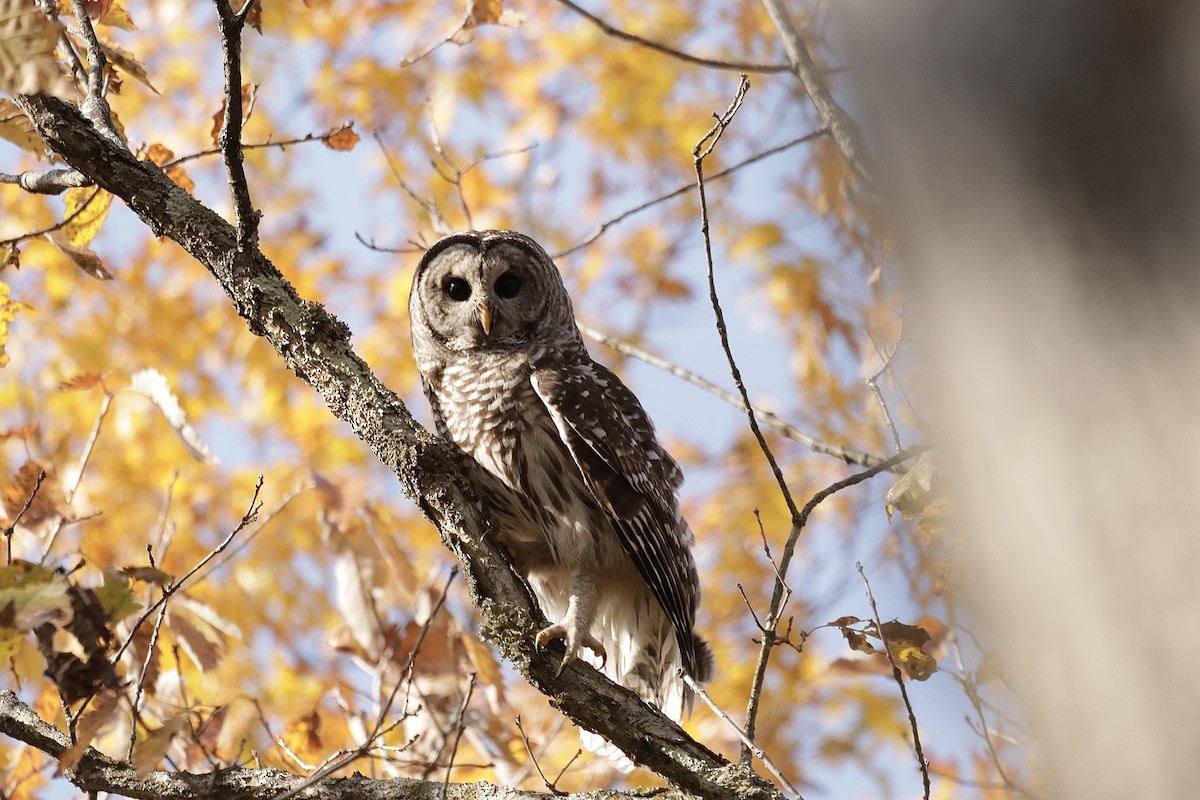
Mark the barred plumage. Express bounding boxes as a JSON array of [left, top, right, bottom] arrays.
[[409, 230, 713, 770]]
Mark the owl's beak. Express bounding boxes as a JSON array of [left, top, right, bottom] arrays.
[[477, 303, 493, 337]]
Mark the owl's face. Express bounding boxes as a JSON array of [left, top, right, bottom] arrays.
[[410, 230, 579, 355]]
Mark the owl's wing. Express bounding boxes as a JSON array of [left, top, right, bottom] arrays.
[[531, 362, 702, 675]]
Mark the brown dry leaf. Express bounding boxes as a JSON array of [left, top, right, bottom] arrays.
[[322, 124, 359, 152], [840, 626, 875, 654], [46, 231, 112, 280], [209, 84, 258, 146], [170, 610, 223, 672], [58, 373, 104, 392], [244, 0, 262, 34], [81, 0, 113, 20], [145, 143, 195, 194], [2, 462, 68, 528], [466, 0, 525, 28], [98, 1, 135, 30], [98, 40, 156, 93], [0, 98, 49, 159], [0, 422, 38, 443], [58, 690, 119, 773], [0, 0, 74, 97], [131, 714, 186, 777], [3, 243, 19, 271]]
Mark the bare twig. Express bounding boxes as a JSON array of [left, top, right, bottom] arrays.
[[162, 128, 359, 170], [110, 477, 264, 667], [0, 186, 102, 253], [742, 448, 924, 751], [856, 562, 930, 800], [555, 128, 826, 258], [681, 672, 803, 799], [399, 10, 471, 67], [555, 0, 790, 74], [126, 601, 169, 760], [760, 0, 877, 205], [437, 674, 476, 800], [515, 715, 561, 796], [213, 0, 259, 247], [578, 323, 897, 470], [372, 132, 452, 235], [40, 389, 113, 564], [865, 322, 904, 453], [694, 77, 802, 523], [3, 470, 46, 564]]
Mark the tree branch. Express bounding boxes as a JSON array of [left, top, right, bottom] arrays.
[[554, 0, 790, 74], [14, 92, 782, 800], [760, 0, 877, 203], [0, 691, 644, 800]]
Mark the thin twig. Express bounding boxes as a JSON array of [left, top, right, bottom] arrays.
[[162, 129, 356, 170], [693, 78, 802, 523], [111, 477, 264, 666], [126, 601, 169, 760], [579, 323, 896, 470], [3, 470, 46, 564], [0, 185, 102, 249], [372, 132, 453, 235], [437, 674, 476, 800], [743, 448, 924, 751], [213, 0, 259, 247], [856, 562, 930, 800], [515, 715, 562, 796], [40, 390, 113, 564], [555, 0, 790, 74], [555, 128, 827, 258], [866, 322, 904, 453], [681, 672, 803, 799]]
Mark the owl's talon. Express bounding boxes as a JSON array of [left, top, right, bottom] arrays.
[[536, 623, 606, 674]]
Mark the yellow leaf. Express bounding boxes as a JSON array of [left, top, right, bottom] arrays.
[[0, 99, 49, 159], [0, 280, 30, 368], [59, 188, 114, 249]]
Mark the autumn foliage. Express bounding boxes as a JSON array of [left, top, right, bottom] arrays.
[[0, 1, 1033, 798]]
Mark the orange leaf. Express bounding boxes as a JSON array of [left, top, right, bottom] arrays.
[[210, 84, 258, 146], [58, 374, 104, 392], [322, 124, 359, 152]]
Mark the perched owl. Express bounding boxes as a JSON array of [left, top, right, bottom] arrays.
[[409, 230, 714, 767]]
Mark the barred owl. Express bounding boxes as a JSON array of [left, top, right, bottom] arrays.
[[409, 230, 714, 768]]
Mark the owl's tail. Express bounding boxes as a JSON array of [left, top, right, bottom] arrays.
[[576, 596, 711, 773]]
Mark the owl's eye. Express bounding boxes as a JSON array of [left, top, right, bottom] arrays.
[[443, 277, 471, 302], [494, 272, 522, 299]]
